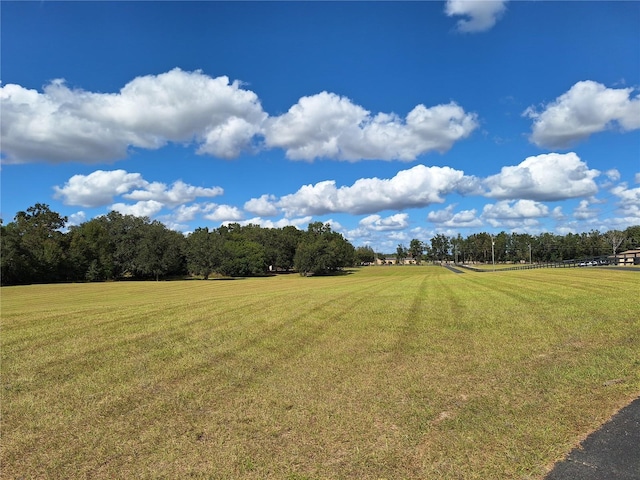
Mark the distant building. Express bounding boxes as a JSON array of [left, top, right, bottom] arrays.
[[612, 249, 640, 266], [375, 256, 419, 265]]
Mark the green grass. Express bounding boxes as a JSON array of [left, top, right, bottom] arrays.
[[2, 267, 638, 479]]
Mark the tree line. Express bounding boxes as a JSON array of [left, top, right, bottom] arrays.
[[389, 228, 640, 265], [0, 204, 355, 285], [2, 204, 638, 286]]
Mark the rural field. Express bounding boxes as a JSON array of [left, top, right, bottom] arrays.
[[1, 266, 638, 479]]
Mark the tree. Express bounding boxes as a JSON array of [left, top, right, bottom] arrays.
[[408, 239, 424, 264], [449, 235, 463, 264], [430, 234, 450, 262], [185, 227, 221, 279], [102, 211, 149, 278], [355, 245, 376, 264], [1, 221, 31, 285], [268, 226, 302, 271], [494, 231, 508, 263], [604, 230, 626, 256], [67, 219, 114, 281], [1, 204, 68, 285], [294, 222, 355, 275], [219, 240, 267, 277], [622, 225, 640, 250], [136, 222, 185, 280], [395, 244, 407, 264]]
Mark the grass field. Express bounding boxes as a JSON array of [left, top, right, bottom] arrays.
[[2, 266, 638, 479]]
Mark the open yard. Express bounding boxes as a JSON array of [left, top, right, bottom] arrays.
[[1, 266, 638, 479]]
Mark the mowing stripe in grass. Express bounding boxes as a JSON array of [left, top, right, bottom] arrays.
[[2, 267, 638, 479]]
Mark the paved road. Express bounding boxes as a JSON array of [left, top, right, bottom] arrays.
[[545, 396, 640, 479], [442, 264, 465, 274]]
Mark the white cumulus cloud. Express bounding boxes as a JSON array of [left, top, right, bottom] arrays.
[[277, 164, 472, 216], [54, 169, 147, 207], [204, 205, 244, 222], [482, 199, 550, 219], [525, 80, 640, 148], [611, 182, 640, 209], [359, 213, 410, 232], [1, 69, 478, 164], [240, 216, 313, 230], [483, 152, 599, 201], [244, 194, 279, 216], [573, 199, 599, 220], [445, 0, 508, 33], [427, 204, 482, 227], [1, 68, 266, 163], [123, 180, 223, 207], [110, 200, 164, 218], [54, 170, 223, 209], [264, 92, 478, 161]]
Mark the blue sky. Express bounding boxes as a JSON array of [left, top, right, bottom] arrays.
[[2, 1, 639, 252]]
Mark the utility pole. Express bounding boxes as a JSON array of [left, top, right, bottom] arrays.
[[491, 234, 495, 272], [529, 243, 532, 265]]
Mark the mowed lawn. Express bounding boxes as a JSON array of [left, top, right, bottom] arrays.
[[1, 267, 638, 479]]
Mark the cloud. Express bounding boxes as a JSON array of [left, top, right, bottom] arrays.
[[240, 216, 313, 230], [244, 194, 279, 216], [67, 211, 87, 227], [445, 0, 508, 33], [573, 199, 599, 220], [1, 69, 477, 164], [427, 204, 482, 227], [359, 213, 410, 231], [604, 169, 621, 182], [483, 152, 599, 201], [203, 204, 244, 222], [482, 199, 550, 219], [611, 182, 640, 210], [54, 169, 223, 209], [1, 68, 266, 163], [54, 170, 147, 207], [123, 180, 223, 207], [110, 200, 164, 218], [524, 81, 640, 148], [264, 92, 478, 161], [277, 164, 473, 216], [172, 204, 208, 223]]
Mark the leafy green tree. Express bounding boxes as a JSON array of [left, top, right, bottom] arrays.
[[219, 240, 267, 277], [355, 245, 376, 264], [395, 244, 407, 264], [261, 226, 302, 271], [275, 226, 304, 271], [294, 222, 354, 275], [622, 225, 640, 250], [1, 221, 32, 285], [185, 227, 221, 279], [408, 239, 424, 264], [136, 222, 186, 280], [101, 211, 149, 278], [0, 204, 68, 285], [449, 235, 463, 264], [494, 231, 508, 263], [67, 219, 114, 281], [430, 234, 450, 262]]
